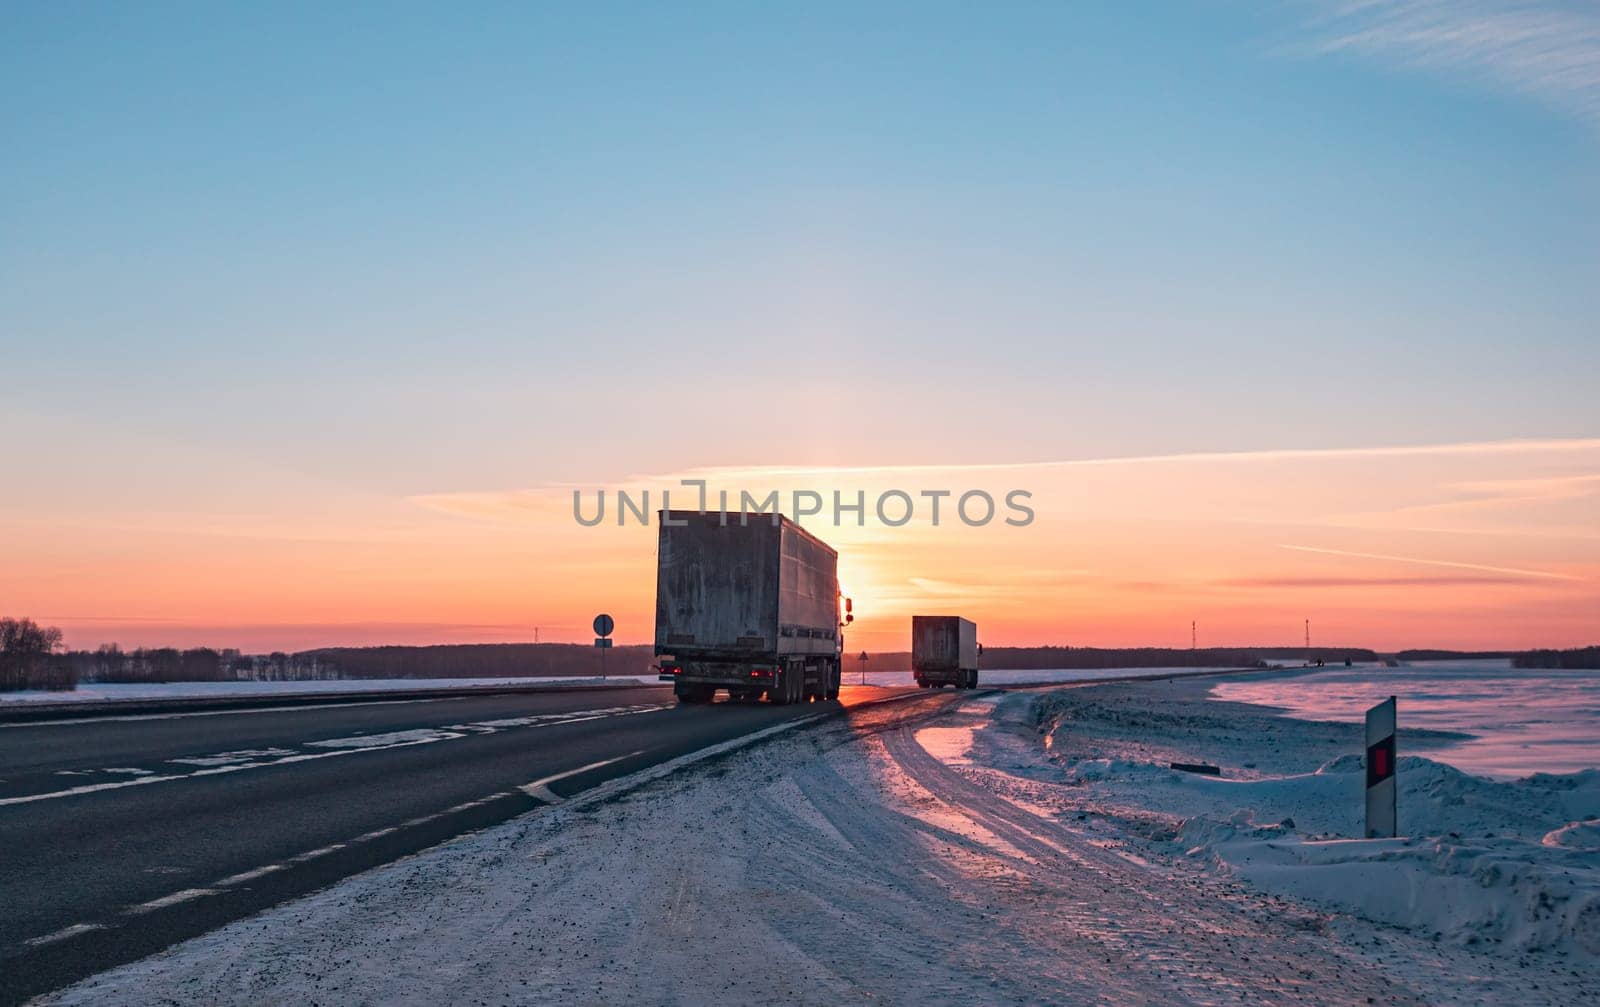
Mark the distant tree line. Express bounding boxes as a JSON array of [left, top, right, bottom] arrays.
[[302, 643, 655, 680], [850, 646, 1375, 672], [0, 618, 74, 691], [1513, 646, 1600, 670], [1391, 649, 1516, 662], [0, 622, 660, 693], [975, 646, 1376, 670], [70, 646, 345, 684]]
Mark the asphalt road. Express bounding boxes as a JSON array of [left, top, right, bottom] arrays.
[[0, 683, 934, 1005]]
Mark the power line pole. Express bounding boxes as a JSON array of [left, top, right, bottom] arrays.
[[1305, 619, 1311, 650]]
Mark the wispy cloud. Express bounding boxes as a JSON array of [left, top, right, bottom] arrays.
[[1385, 472, 1600, 517], [1218, 574, 1534, 587], [1300, 0, 1600, 124], [1280, 543, 1584, 580], [407, 436, 1600, 524], [659, 436, 1600, 479]]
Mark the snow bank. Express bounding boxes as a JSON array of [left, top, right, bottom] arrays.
[[989, 679, 1600, 958], [1176, 821, 1600, 955]]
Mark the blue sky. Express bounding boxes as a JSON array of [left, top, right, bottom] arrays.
[[4, 1, 1596, 496]]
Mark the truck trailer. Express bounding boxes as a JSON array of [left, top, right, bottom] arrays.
[[655, 510, 850, 705], [911, 615, 980, 689]]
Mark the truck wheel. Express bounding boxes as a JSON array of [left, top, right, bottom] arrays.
[[676, 685, 710, 704], [770, 669, 791, 705], [826, 662, 840, 701]]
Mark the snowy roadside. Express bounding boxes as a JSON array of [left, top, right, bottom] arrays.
[[976, 679, 1600, 964], [39, 685, 1598, 1006]]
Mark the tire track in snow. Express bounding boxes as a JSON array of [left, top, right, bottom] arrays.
[[879, 719, 1428, 1004]]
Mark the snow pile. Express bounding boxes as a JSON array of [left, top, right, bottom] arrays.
[[988, 679, 1600, 958], [1175, 820, 1600, 955]]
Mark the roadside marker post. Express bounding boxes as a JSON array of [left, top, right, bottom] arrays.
[[1365, 696, 1397, 838], [593, 614, 615, 680]]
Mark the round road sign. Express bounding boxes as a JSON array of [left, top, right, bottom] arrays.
[[593, 613, 615, 638]]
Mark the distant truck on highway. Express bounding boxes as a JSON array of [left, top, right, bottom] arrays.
[[655, 510, 852, 705], [911, 616, 980, 689]]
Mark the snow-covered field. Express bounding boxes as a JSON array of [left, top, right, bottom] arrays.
[[1210, 659, 1600, 778], [44, 675, 1598, 1005], [993, 678, 1600, 967]]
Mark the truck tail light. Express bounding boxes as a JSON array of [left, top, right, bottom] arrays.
[[751, 668, 773, 678]]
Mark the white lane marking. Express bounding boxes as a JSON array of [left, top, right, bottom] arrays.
[[103, 767, 155, 775], [443, 793, 514, 814], [169, 748, 297, 766], [125, 888, 219, 914], [2, 772, 181, 806], [287, 843, 347, 864], [0, 705, 671, 808], [449, 704, 666, 734], [518, 751, 644, 804], [354, 826, 399, 842], [25, 922, 105, 946], [214, 864, 286, 886], [306, 728, 464, 749]]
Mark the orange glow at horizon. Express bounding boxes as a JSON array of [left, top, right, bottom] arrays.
[[4, 439, 1597, 653]]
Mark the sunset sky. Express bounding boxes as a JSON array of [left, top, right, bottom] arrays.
[[3, 3, 1596, 652]]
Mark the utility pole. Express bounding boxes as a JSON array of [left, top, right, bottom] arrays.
[[1191, 621, 1196, 650]]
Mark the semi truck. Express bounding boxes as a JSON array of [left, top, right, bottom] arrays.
[[911, 615, 980, 689], [654, 510, 851, 705]]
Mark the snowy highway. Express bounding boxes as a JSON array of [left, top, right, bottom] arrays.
[[8, 671, 1594, 1005], [0, 682, 935, 1005], [28, 678, 1595, 1006]]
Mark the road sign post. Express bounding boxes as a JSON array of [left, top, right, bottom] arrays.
[[593, 614, 614, 681], [1365, 696, 1397, 838]]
